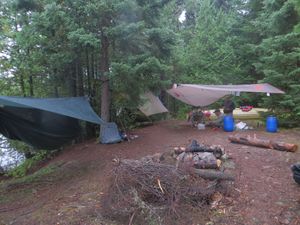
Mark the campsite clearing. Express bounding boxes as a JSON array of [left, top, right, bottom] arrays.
[[1, 120, 300, 225]]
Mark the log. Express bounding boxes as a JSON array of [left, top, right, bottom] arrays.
[[228, 135, 298, 152], [186, 144, 224, 159], [177, 152, 219, 169], [193, 169, 235, 181], [174, 140, 224, 159]]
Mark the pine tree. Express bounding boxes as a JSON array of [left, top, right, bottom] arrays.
[[174, 0, 242, 84], [253, 0, 300, 124]]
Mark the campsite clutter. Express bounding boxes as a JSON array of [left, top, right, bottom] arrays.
[[167, 83, 284, 133], [0, 83, 285, 150], [235, 121, 252, 130], [102, 139, 235, 224], [240, 105, 253, 112], [188, 107, 264, 131], [187, 108, 205, 127], [119, 131, 139, 142]]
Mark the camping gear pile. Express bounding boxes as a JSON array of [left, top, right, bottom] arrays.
[[102, 140, 234, 225], [174, 140, 224, 169], [240, 105, 253, 112]]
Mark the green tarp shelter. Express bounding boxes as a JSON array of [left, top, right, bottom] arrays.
[[0, 96, 107, 149]]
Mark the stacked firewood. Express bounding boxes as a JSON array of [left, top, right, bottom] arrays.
[[135, 139, 234, 181], [173, 140, 225, 169]]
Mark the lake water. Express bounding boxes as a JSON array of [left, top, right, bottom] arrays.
[[0, 135, 25, 171]]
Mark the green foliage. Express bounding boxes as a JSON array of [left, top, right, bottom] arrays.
[[175, 104, 191, 120], [7, 161, 56, 182], [225, 0, 300, 126], [0, 0, 176, 127], [7, 150, 49, 178], [68, 28, 99, 48], [8, 139, 33, 155], [251, 1, 300, 124], [1, 0, 300, 128], [174, 0, 242, 84]]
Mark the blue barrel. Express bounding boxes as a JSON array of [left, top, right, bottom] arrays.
[[266, 116, 277, 132], [223, 115, 234, 132]]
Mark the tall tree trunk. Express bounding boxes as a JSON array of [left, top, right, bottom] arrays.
[[26, 48, 34, 96], [76, 56, 84, 96], [54, 86, 59, 97], [65, 66, 77, 97], [52, 69, 59, 97], [19, 72, 26, 97], [86, 47, 91, 96], [100, 32, 110, 122], [90, 51, 96, 100], [91, 51, 95, 79], [29, 75, 34, 96], [14, 13, 26, 97]]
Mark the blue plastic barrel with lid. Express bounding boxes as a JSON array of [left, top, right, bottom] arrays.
[[266, 116, 277, 132], [223, 115, 234, 132]]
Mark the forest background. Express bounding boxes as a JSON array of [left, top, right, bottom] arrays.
[[0, 0, 300, 132]]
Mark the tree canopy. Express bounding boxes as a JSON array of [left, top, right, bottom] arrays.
[[0, 0, 299, 126]]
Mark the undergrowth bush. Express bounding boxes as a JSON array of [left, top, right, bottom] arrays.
[[6, 164, 57, 185], [7, 150, 49, 178], [175, 105, 191, 120], [260, 110, 300, 128]]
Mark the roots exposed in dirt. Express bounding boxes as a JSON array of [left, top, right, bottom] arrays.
[[102, 159, 232, 225]]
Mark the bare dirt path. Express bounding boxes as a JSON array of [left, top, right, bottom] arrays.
[[1, 120, 300, 225]]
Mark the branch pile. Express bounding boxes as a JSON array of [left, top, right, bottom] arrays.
[[102, 159, 231, 225]]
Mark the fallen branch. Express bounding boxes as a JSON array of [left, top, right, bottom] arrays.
[[228, 134, 298, 152], [193, 169, 235, 181]]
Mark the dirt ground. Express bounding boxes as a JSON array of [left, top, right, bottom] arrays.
[[1, 120, 300, 225]]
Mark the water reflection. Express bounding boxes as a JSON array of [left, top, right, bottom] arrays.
[[0, 135, 25, 171]]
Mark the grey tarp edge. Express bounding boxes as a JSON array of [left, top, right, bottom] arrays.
[[180, 83, 285, 94], [0, 96, 105, 125], [167, 83, 284, 107]]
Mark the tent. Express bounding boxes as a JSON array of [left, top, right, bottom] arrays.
[[0, 96, 121, 149], [138, 92, 168, 116], [100, 122, 122, 144], [167, 83, 284, 107]]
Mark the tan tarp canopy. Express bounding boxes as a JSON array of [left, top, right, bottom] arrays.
[[167, 83, 284, 107], [139, 92, 168, 116]]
